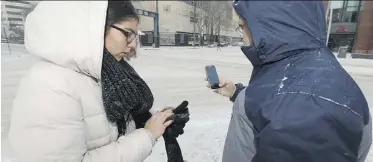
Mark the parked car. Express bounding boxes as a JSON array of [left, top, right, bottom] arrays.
[[219, 42, 229, 47], [9, 35, 24, 44], [232, 42, 245, 46], [17, 37, 24, 44], [207, 42, 218, 48], [208, 42, 229, 48]]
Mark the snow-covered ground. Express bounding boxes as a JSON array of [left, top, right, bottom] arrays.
[[2, 44, 373, 162]]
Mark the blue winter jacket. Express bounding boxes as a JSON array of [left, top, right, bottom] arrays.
[[223, 1, 372, 162]]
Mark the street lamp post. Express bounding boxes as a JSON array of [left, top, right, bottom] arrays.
[[326, 1, 333, 46], [155, 0, 159, 48], [193, 1, 196, 47]]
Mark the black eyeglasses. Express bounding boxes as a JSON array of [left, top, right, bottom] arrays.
[[110, 25, 137, 44]]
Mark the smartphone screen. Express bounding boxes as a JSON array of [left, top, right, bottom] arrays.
[[205, 65, 220, 89]]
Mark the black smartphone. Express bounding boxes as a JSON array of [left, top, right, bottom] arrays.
[[205, 65, 220, 89]]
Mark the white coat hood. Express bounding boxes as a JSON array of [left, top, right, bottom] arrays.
[[25, 1, 108, 80], [10, 2, 156, 162]]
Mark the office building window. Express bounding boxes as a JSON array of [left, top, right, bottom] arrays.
[[351, 12, 358, 22], [8, 17, 23, 22], [330, 0, 364, 23], [343, 9, 359, 23], [347, 1, 359, 7], [360, 1, 365, 10], [5, 5, 29, 10], [6, 11, 22, 16], [342, 0, 363, 23], [332, 8, 342, 23], [4, 0, 31, 5]]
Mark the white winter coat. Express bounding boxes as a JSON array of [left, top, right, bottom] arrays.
[[8, 1, 157, 162]]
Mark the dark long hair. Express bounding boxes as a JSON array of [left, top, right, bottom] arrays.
[[105, 1, 139, 35]]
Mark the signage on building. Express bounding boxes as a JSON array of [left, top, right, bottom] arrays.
[[336, 25, 348, 33], [330, 23, 356, 34]]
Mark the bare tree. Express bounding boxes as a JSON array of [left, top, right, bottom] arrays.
[[214, 1, 232, 43], [2, 8, 12, 53], [200, 1, 231, 43], [2, 9, 8, 36], [188, 1, 233, 44], [203, 9, 213, 42], [199, 1, 216, 43], [195, 9, 208, 45]]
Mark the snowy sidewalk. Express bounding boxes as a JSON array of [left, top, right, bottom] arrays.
[[2, 46, 373, 162]]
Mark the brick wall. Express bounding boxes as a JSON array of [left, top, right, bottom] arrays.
[[353, 1, 373, 54]]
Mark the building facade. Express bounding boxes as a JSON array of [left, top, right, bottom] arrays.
[[325, 0, 372, 54], [1, 1, 240, 46], [353, 1, 373, 54], [1, 0, 38, 43], [132, 1, 240, 46]]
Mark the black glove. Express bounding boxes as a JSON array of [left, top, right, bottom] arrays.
[[165, 101, 190, 138], [163, 100, 190, 162]]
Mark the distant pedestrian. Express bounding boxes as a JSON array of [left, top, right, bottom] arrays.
[[217, 42, 222, 51]]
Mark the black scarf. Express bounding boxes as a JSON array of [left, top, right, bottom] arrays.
[[101, 48, 153, 135], [101, 49, 186, 162]]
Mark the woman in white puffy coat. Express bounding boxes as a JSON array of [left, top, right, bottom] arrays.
[[8, 1, 174, 162]]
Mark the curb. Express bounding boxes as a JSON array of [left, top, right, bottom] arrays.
[[351, 54, 373, 60]]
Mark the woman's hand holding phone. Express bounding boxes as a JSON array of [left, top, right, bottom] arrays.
[[206, 76, 236, 98]]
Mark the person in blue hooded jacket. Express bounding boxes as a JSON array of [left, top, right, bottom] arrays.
[[206, 1, 372, 162]]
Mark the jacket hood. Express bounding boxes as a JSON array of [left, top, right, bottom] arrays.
[[233, 1, 327, 66], [25, 1, 108, 80]]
